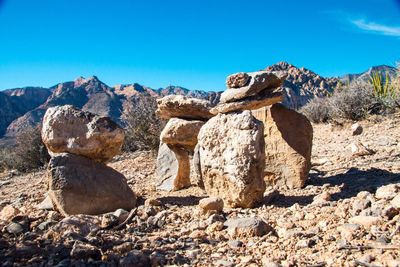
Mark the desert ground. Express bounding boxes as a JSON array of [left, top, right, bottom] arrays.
[[0, 112, 399, 267]]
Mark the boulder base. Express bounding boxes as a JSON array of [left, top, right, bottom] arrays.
[[48, 153, 136, 215], [197, 111, 265, 208]]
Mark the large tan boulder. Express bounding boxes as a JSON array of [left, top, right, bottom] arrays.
[[48, 153, 136, 215], [42, 105, 124, 163], [197, 111, 266, 208], [156, 95, 213, 120], [252, 103, 313, 189], [220, 71, 283, 103], [160, 118, 204, 150], [210, 87, 282, 115], [155, 142, 191, 191]]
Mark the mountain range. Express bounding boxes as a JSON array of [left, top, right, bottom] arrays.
[[0, 62, 397, 140]]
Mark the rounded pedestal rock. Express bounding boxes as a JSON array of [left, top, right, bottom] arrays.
[[160, 118, 204, 149], [197, 111, 266, 208], [42, 105, 124, 163]]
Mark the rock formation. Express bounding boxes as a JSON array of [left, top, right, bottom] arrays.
[[156, 95, 214, 120], [196, 71, 283, 208], [155, 95, 212, 191], [42, 105, 136, 215], [160, 118, 204, 149], [197, 111, 266, 208], [155, 69, 314, 206], [252, 103, 313, 189], [42, 105, 125, 163], [48, 153, 136, 215]]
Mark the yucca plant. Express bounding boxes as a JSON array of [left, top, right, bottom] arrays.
[[369, 71, 393, 98]]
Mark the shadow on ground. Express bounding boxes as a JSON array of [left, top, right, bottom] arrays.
[[157, 195, 204, 206], [267, 167, 400, 208], [309, 167, 400, 201]]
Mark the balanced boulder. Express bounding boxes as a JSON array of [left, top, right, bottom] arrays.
[[160, 118, 204, 149], [48, 153, 136, 215], [42, 105, 124, 163], [220, 71, 283, 103], [252, 103, 313, 189], [197, 111, 266, 208], [210, 87, 282, 115], [156, 95, 213, 120]]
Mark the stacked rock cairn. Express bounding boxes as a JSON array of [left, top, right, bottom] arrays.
[[41, 105, 136, 215], [156, 71, 313, 208]]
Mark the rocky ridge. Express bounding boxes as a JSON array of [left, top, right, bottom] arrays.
[[1, 61, 343, 139]]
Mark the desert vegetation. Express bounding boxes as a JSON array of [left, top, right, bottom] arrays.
[[121, 96, 165, 153], [301, 67, 400, 123], [0, 126, 49, 172]]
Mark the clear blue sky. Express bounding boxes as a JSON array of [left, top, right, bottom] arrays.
[[0, 0, 399, 91]]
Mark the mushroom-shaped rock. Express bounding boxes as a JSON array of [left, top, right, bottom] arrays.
[[252, 104, 313, 189], [197, 111, 266, 208], [48, 153, 136, 215], [42, 105, 124, 162], [156, 95, 214, 120], [160, 118, 204, 150], [220, 71, 283, 103]]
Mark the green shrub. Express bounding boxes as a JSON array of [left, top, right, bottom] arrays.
[[369, 71, 394, 98], [301, 80, 399, 123]]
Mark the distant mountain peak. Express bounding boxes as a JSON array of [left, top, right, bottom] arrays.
[[340, 64, 397, 83], [74, 76, 102, 87]]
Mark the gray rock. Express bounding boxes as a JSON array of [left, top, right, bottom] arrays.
[[119, 250, 150, 267], [36, 195, 54, 210], [113, 209, 129, 223], [70, 240, 101, 260], [48, 153, 136, 215], [52, 215, 100, 237], [191, 144, 203, 188], [228, 240, 243, 248], [101, 213, 119, 228], [6, 222, 24, 234], [351, 123, 363, 135], [155, 142, 191, 191], [215, 259, 235, 267], [224, 217, 274, 238], [37, 221, 54, 231]]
